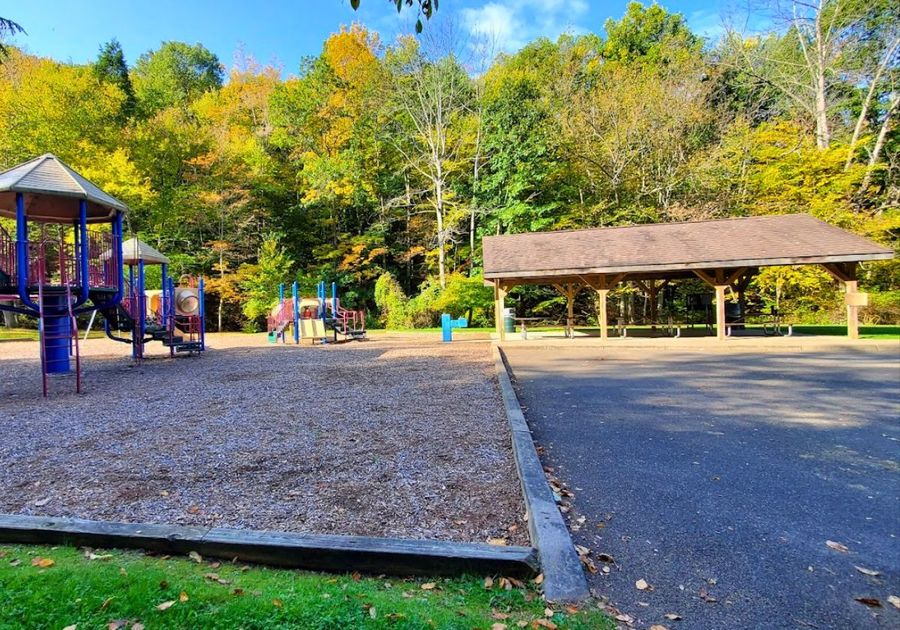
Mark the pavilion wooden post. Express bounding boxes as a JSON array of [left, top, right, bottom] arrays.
[[494, 281, 508, 341], [583, 274, 625, 340], [821, 262, 860, 339], [694, 269, 744, 341], [552, 283, 583, 339]]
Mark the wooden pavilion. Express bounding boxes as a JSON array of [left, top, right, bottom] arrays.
[[483, 214, 894, 341]]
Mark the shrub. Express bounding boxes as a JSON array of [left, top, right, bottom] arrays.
[[374, 272, 411, 328]]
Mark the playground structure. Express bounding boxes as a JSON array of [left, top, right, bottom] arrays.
[[97, 238, 206, 360], [0, 153, 205, 396], [267, 280, 366, 344]]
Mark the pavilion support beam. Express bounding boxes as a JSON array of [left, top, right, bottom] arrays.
[[580, 274, 626, 341], [494, 281, 508, 342], [821, 262, 860, 339], [552, 283, 583, 339], [694, 269, 729, 340]]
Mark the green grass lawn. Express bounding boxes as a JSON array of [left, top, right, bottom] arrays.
[[0, 327, 107, 342], [788, 324, 899, 340], [0, 544, 612, 629]]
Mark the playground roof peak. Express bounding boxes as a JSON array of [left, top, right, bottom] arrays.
[[0, 153, 128, 223], [120, 238, 170, 265]]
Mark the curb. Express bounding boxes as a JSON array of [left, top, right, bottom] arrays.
[[491, 345, 590, 603], [0, 514, 539, 577]]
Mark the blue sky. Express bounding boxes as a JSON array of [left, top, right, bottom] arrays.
[[5, 1, 752, 76]]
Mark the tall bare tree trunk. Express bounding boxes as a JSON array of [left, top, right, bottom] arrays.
[[861, 92, 899, 190], [845, 38, 899, 170]]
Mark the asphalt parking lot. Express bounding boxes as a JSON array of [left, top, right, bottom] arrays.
[[504, 346, 900, 629]]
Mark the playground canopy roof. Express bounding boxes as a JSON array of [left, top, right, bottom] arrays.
[[0, 153, 127, 223], [120, 238, 170, 265], [483, 214, 894, 284]]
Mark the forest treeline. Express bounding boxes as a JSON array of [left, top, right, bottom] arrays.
[[0, 1, 897, 329]]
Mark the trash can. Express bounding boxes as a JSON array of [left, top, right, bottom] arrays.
[[503, 308, 515, 333]]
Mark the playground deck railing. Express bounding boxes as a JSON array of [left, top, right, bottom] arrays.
[[0, 225, 118, 291]]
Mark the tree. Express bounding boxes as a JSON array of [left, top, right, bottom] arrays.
[[132, 42, 224, 116], [602, 1, 700, 64], [95, 39, 136, 119], [350, 0, 437, 33], [388, 37, 474, 288], [0, 17, 24, 58]]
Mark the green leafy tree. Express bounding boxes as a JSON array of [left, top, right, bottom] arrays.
[[132, 42, 224, 116], [94, 39, 136, 119], [239, 236, 295, 329]]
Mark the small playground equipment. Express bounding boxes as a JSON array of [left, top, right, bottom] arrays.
[[267, 280, 366, 344], [97, 238, 206, 359], [441, 313, 468, 342], [0, 154, 125, 395]]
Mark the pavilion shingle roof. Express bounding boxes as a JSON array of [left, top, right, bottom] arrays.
[[483, 214, 893, 280]]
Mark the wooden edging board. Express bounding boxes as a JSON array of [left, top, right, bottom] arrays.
[[0, 513, 538, 577], [491, 345, 590, 603]]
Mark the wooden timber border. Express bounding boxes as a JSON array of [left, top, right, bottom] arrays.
[[492, 345, 590, 603], [0, 513, 538, 577]]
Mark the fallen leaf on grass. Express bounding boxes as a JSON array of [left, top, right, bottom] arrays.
[[107, 621, 127, 630], [204, 573, 231, 585], [855, 597, 882, 608], [272, 599, 283, 608], [156, 600, 175, 611], [132, 624, 144, 630], [826, 540, 849, 553], [421, 582, 436, 590], [98, 597, 114, 611], [62, 625, 76, 630], [9, 559, 20, 567], [492, 612, 510, 620], [544, 607, 554, 617], [232, 588, 245, 596], [664, 613, 682, 620], [531, 619, 557, 629], [31, 557, 54, 568], [159, 580, 169, 590], [179, 591, 189, 603], [484, 576, 494, 589], [854, 566, 880, 577], [491, 624, 507, 630], [85, 551, 113, 561], [499, 577, 525, 590], [888, 595, 900, 609], [386, 613, 406, 621], [188, 551, 202, 563]]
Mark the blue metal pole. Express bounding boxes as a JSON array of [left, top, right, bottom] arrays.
[[15, 193, 38, 312], [279, 283, 284, 305], [129, 264, 136, 359], [317, 281, 325, 319], [199, 277, 206, 351], [137, 259, 145, 359], [160, 263, 168, 320], [292, 281, 300, 344], [77, 200, 89, 304], [331, 281, 337, 317]]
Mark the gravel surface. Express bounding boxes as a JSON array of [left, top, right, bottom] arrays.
[[0, 334, 527, 545]]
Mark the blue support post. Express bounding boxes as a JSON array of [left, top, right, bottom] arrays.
[[137, 259, 146, 359], [168, 276, 175, 357], [292, 281, 300, 344], [77, 200, 89, 305], [317, 281, 326, 319], [160, 263, 168, 322], [199, 277, 206, 351], [441, 313, 468, 343], [15, 192, 38, 312], [331, 281, 338, 318], [279, 283, 285, 305]]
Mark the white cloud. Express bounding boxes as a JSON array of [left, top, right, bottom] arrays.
[[460, 0, 589, 53]]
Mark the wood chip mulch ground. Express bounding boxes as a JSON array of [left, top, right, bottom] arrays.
[[0, 333, 528, 545]]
